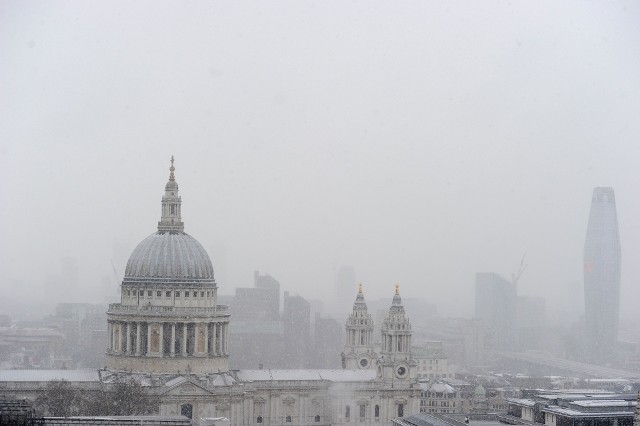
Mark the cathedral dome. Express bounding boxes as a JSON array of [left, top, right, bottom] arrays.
[[122, 156, 215, 285], [124, 231, 215, 283]]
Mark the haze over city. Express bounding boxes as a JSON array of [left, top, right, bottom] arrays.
[[2, 0, 640, 324]]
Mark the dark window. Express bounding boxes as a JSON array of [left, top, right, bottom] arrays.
[[193, 291, 197, 297], [398, 404, 404, 417], [346, 405, 350, 418], [157, 291, 161, 297], [181, 404, 193, 419], [166, 291, 171, 297], [286, 416, 292, 423], [375, 405, 379, 418], [185, 291, 190, 297], [201, 291, 205, 297], [175, 291, 180, 297], [315, 415, 320, 422], [257, 416, 263, 423], [147, 290, 152, 297], [360, 405, 365, 418]]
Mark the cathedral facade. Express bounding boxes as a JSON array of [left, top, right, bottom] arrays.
[[1, 158, 421, 425]]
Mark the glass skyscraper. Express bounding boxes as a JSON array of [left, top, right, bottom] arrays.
[[583, 187, 621, 365]]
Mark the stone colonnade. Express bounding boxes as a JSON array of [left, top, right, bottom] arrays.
[[107, 320, 228, 357], [382, 333, 410, 353]]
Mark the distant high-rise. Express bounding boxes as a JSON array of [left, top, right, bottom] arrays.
[[584, 187, 621, 365], [474, 272, 517, 351]]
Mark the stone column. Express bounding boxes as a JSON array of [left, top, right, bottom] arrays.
[[211, 322, 218, 355], [115, 322, 121, 353], [215, 323, 221, 354], [204, 323, 209, 354], [107, 321, 113, 352], [146, 323, 152, 355], [126, 322, 132, 354], [182, 323, 188, 356], [135, 322, 142, 355], [223, 323, 228, 354], [170, 323, 176, 357], [159, 322, 164, 357]]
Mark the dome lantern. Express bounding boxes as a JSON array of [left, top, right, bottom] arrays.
[[158, 155, 184, 233]]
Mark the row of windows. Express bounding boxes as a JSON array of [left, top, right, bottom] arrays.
[[345, 404, 389, 419], [421, 408, 456, 414], [256, 415, 321, 423], [420, 392, 457, 399], [125, 289, 213, 298]]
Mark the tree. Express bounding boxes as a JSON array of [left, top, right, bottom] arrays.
[[34, 379, 84, 417], [84, 378, 159, 416], [35, 377, 159, 417]]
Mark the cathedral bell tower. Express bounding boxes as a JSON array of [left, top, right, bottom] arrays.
[[341, 284, 377, 369], [376, 285, 417, 381]]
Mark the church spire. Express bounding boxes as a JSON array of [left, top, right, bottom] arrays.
[[158, 156, 184, 233]]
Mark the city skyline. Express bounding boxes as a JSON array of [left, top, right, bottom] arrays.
[[2, 1, 640, 323]]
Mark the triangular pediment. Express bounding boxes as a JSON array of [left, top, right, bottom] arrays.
[[161, 377, 214, 396]]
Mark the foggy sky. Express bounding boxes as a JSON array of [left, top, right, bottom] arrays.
[[2, 1, 640, 322]]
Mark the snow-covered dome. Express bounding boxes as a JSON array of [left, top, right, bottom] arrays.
[[122, 156, 215, 286], [124, 232, 214, 283], [429, 382, 456, 394]]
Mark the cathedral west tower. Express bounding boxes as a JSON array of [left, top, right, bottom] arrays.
[[377, 285, 417, 382], [341, 284, 377, 370], [106, 157, 230, 374]]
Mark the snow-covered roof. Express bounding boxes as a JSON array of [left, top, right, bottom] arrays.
[[542, 405, 634, 418], [572, 400, 636, 408], [0, 369, 100, 382], [427, 382, 456, 394], [505, 398, 536, 408], [236, 369, 376, 382]]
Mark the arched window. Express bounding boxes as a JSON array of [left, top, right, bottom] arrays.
[[315, 415, 320, 422], [398, 403, 404, 417], [257, 416, 263, 423], [375, 405, 380, 418]]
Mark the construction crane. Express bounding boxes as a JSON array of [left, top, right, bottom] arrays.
[[511, 253, 528, 287]]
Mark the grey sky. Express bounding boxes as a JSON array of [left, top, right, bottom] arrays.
[[2, 1, 640, 321]]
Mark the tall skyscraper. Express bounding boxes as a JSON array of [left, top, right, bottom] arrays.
[[584, 187, 621, 365], [474, 272, 517, 351]]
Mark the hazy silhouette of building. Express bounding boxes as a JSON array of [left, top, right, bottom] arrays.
[[283, 291, 311, 368], [312, 313, 343, 368], [517, 296, 546, 352], [332, 265, 356, 316], [584, 187, 621, 365], [232, 271, 280, 321], [227, 271, 284, 369], [474, 272, 517, 352]]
